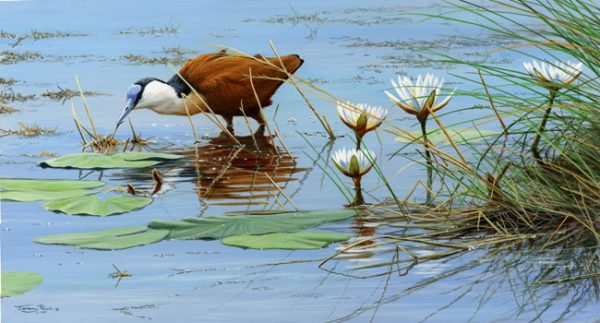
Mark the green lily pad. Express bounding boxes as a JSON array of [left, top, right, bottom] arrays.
[[40, 152, 183, 169], [44, 195, 153, 216], [34, 226, 169, 250], [0, 178, 105, 191], [395, 128, 500, 145], [1, 272, 43, 297], [148, 210, 355, 240], [0, 178, 105, 202], [1, 189, 96, 202], [222, 231, 350, 250]]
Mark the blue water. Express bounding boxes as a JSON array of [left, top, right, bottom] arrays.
[[1, 0, 598, 322]]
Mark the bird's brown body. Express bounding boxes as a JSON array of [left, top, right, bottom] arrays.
[[178, 50, 304, 128]]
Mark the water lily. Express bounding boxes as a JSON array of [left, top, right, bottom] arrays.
[[524, 60, 583, 164], [332, 148, 376, 178], [385, 74, 454, 204], [336, 101, 387, 148], [523, 60, 583, 90], [332, 148, 376, 206], [385, 74, 455, 123]]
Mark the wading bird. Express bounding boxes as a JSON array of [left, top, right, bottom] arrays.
[[115, 49, 304, 133]]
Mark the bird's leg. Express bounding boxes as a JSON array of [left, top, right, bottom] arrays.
[[251, 113, 266, 135], [223, 115, 234, 134]]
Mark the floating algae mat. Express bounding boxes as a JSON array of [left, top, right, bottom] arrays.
[[34, 210, 356, 250], [44, 195, 153, 216], [0, 178, 104, 202], [1, 272, 43, 297], [40, 152, 183, 169]]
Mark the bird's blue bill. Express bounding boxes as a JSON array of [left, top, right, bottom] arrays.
[[115, 84, 142, 131]]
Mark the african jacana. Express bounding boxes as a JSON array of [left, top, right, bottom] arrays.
[[115, 49, 304, 133]]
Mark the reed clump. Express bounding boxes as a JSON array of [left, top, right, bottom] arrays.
[[0, 122, 56, 137], [254, 0, 600, 289], [72, 77, 150, 153]]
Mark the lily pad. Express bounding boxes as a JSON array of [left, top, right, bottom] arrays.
[[40, 152, 183, 169], [222, 231, 350, 250], [0, 178, 104, 202], [1, 189, 96, 202], [0, 178, 104, 191], [44, 195, 153, 216], [1, 272, 43, 297], [395, 128, 500, 145], [34, 226, 169, 250], [148, 210, 355, 240]]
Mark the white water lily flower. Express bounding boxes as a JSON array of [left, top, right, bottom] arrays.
[[332, 148, 376, 178], [336, 101, 388, 136], [523, 60, 583, 88], [385, 74, 455, 122]]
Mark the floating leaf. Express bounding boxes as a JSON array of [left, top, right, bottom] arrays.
[[0, 178, 104, 202], [1, 189, 95, 202], [1, 272, 43, 297], [222, 231, 350, 250], [44, 195, 152, 216], [0, 178, 104, 191], [395, 128, 501, 145], [34, 226, 169, 250], [148, 210, 355, 240], [40, 152, 183, 169]]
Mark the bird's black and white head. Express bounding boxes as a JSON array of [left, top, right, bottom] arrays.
[[115, 77, 185, 131]]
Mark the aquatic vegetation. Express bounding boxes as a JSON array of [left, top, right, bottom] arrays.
[[523, 60, 584, 163], [523, 60, 583, 88], [1, 272, 43, 297], [0, 122, 55, 137], [0, 178, 104, 202], [336, 101, 387, 149], [41, 86, 105, 103], [40, 152, 182, 169], [34, 210, 355, 250], [222, 231, 350, 250], [34, 226, 169, 250], [0, 50, 43, 64], [0, 103, 17, 114], [44, 195, 153, 216], [0, 178, 104, 191], [6, 30, 86, 47], [118, 23, 179, 37], [120, 47, 196, 65], [331, 148, 376, 206], [148, 210, 355, 240], [385, 74, 455, 123], [0, 89, 35, 102]]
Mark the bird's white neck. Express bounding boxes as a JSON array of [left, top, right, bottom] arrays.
[[135, 80, 185, 115]]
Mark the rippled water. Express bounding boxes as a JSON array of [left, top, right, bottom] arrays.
[[1, 0, 598, 322]]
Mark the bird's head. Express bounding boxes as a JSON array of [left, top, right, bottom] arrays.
[[115, 78, 179, 131], [115, 82, 143, 130]]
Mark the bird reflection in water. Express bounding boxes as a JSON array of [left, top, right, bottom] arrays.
[[169, 131, 307, 208]]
